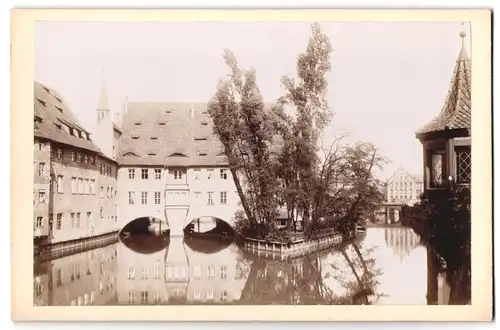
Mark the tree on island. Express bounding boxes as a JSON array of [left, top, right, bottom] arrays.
[[277, 22, 334, 233], [208, 23, 386, 241], [207, 49, 282, 237]]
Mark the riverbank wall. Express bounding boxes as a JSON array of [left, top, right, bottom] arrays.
[[238, 230, 357, 260], [34, 231, 119, 261]]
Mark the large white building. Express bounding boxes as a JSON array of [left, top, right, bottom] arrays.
[[115, 101, 240, 236], [384, 167, 424, 206]]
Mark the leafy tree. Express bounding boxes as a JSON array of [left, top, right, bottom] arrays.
[[208, 50, 280, 236], [209, 23, 386, 242], [278, 22, 334, 230], [307, 140, 387, 237]]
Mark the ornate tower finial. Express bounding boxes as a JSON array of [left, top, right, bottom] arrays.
[[459, 22, 467, 47]]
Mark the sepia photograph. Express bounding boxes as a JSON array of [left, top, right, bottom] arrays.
[[11, 8, 492, 321]]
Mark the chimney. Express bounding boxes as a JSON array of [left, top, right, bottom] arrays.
[[190, 105, 195, 119]]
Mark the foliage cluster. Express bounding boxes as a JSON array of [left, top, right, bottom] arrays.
[[208, 23, 386, 240]]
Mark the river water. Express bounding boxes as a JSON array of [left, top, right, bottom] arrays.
[[33, 227, 459, 306]]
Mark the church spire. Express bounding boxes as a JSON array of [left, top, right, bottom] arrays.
[[97, 69, 110, 111]]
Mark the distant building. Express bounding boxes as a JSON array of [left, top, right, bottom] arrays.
[[33, 80, 119, 247], [415, 27, 471, 191], [384, 167, 424, 206]]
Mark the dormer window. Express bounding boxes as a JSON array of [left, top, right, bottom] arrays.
[[54, 96, 62, 103], [201, 122, 208, 126], [132, 136, 139, 140], [134, 122, 141, 126], [148, 152, 156, 156], [151, 137, 158, 140], [199, 153, 207, 156], [165, 110, 172, 114], [159, 122, 166, 126], [194, 137, 208, 141], [42, 86, 50, 94], [54, 123, 62, 130], [55, 106, 63, 113], [36, 98, 46, 107]]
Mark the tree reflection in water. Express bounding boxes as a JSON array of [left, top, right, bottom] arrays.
[[36, 228, 472, 306], [238, 239, 384, 305]]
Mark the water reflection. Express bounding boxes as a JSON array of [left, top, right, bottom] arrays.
[[33, 244, 117, 306], [33, 227, 468, 306]]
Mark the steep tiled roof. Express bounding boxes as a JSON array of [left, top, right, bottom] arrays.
[[34, 81, 101, 153], [117, 101, 284, 167], [118, 102, 228, 166], [416, 32, 471, 137]]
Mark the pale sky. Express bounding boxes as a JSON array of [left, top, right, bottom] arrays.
[[35, 21, 471, 179]]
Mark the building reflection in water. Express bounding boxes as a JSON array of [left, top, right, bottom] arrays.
[[117, 235, 247, 305], [117, 235, 170, 305], [33, 228, 469, 306], [33, 244, 118, 306], [384, 227, 421, 261], [120, 234, 382, 305]]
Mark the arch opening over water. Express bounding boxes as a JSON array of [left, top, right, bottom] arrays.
[[183, 216, 235, 239], [119, 216, 170, 237], [119, 216, 170, 254]]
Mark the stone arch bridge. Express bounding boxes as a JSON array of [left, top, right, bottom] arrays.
[[118, 204, 237, 237]]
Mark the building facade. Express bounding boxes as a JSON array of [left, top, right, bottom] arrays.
[[33, 136, 51, 239], [385, 167, 424, 206], [116, 102, 240, 237], [33, 80, 120, 247]]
